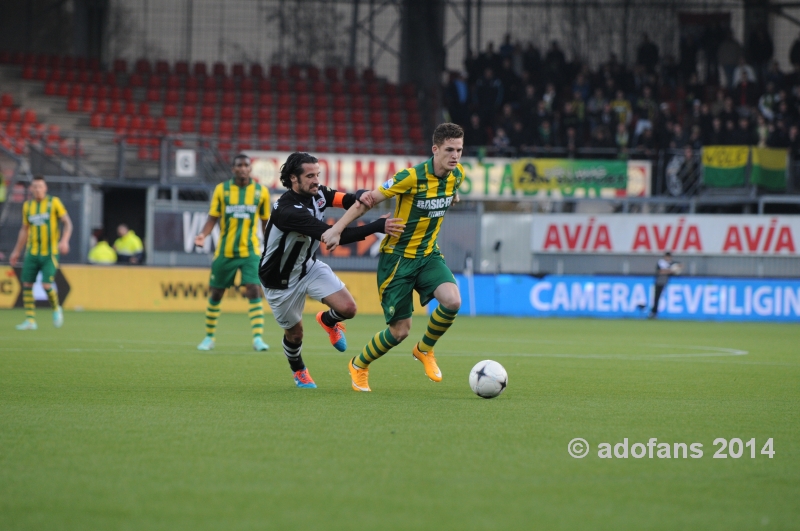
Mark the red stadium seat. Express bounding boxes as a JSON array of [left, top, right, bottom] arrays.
[[220, 106, 234, 120], [165, 89, 179, 103], [163, 103, 178, 117], [222, 92, 236, 106], [90, 113, 103, 128], [239, 106, 254, 121], [250, 64, 264, 78], [241, 92, 255, 106], [257, 123, 271, 138], [185, 76, 199, 90], [352, 95, 366, 109], [135, 59, 151, 74], [202, 92, 217, 105], [257, 107, 271, 121], [313, 108, 328, 123], [276, 108, 291, 122], [258, 79, 272, 92], [343, 66, 357, 83], [295, 80, 309, 93], [238, 122, 253, 138], [332, 109, 347, 124], [0, 93, 13, 107], [203, 77, 217, 91], [139, 102, 150, 116], [277, 94, 291, 108], [22, 109, 36, 124], [129, 73, 144, 87], [296, 93, 311, 108], [175, 61, 189, 76], [95, 99, 109, 113], [241, 78, 254, 92], [124, 101, 137, 115], [332, 94, 347, 109], [147, 76, 161, 89], [166, 75, 181, 89], [276, 122, 290, 137], [184, 91, 199, 105], [270, 65, 283, 78], [324, 66, 338, 82], [182, 106, 197, 119], [97, 85, 110, 99], [351, 109, 366, 124], [81, 98, 95, 113], [155, 60, 170, 75], [314, 123, 329, 140], [113, 59, 127, 73], [296, 108, 310, 123], [258, 92, 273, 106], [221, 78, 235, 92], [146, 89, 160, 102], [276, 79, 290, 93], [200, 106, 215, 120], [194, 62, 208, 77], [232, 63, 245, 78], [67, 97, 80, 112], [218, 121, 234, 138], [313, 94, 328, 108], [103, 114, 117, 128], [199, 121, 213, 135]]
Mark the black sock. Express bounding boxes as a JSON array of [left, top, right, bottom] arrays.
[[320, 308, 344, 328], [283, 337, 305, 372]]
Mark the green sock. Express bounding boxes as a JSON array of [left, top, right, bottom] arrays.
[[248, 298, 264, 339], [205, 298, 221, 337], [419, 305, 458, 351], [354, 328, 400, 368]]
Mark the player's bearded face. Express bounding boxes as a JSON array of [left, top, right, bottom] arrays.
[[294, 163, 320, 196]]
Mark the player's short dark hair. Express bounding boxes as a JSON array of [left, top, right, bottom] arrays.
[[232, 153, 250, 166], [279, 152, 318, 188], [32, 175, 45, 182], [432, 123, 464, 146]]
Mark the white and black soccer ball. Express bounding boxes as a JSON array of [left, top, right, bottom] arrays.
[[469, 360, 508, 399]]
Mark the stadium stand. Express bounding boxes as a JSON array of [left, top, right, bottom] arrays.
[[0, 52, 426, 175]]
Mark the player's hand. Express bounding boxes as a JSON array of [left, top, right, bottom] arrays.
[[58, 241, 70, 256], [321, 228, 341, 251], [9, 250, 19, 267], [382, 216, 405, 238], [453, 191, 460, 203], [194, 234, 206, 247], [356, 190, 375, 209]]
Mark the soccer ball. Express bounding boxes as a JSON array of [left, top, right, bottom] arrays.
[[469, 360, 508, 399]]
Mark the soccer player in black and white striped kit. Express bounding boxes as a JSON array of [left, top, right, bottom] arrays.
[[259, 152, 404, 388]]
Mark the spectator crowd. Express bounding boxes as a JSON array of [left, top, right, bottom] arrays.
[[444, 26, 800, 160]]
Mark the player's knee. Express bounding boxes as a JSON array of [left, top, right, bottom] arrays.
[[285, 329, 303, 344], [440, 293, 461, 312], [338, 301, 357, 320], [41, 283, 52, 290], [389, 322, 410, 342]]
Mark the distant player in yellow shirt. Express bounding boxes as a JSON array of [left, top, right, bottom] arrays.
[[194, 154, 271, 351], [9, 175, 73, 330]]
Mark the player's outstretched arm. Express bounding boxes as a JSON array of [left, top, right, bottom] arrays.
[[322, 189, 386, 250]]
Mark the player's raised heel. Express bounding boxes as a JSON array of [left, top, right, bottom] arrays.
[[197, 337, 215, 350], [53, 307, 64, 328], [16, 319, 38, 331], [316, 311, 347, 352], [348, 358, 371, 392], [412, 343, 442, 382], [293, 368, 317, 388], [252, 336, 269, 351]]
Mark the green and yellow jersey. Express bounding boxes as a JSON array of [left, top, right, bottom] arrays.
[[22, 195, 67, 256], [378, 158, 464, 259], [209, 179, 271, 259]]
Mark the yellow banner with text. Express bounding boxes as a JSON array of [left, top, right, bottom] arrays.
[[57, 265, 427, 315]]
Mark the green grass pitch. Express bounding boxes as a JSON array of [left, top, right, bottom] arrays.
[[1, 309, 798, 530]]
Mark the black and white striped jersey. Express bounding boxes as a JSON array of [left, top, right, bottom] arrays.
[[258, 186, 386, 290]]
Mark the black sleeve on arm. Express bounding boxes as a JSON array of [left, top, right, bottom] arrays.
[[341, 189, 370, 210], [339, 218, 387, 245], [273, 205, 332, 241]]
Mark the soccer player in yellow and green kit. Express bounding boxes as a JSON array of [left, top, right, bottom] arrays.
[[322, 123, 465, 391], [194, 154, 271, 351], [9, 175, 73, 330]]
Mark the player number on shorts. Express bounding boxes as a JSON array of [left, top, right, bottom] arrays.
[[712, 438, 774, 458]]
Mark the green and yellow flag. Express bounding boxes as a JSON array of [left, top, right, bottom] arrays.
[[702, 146, 748, 188], [751, 148, 787, 191]]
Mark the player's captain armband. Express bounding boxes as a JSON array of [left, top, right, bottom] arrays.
[[381, 178, 394, 190], [333, 192, 346, 208]]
